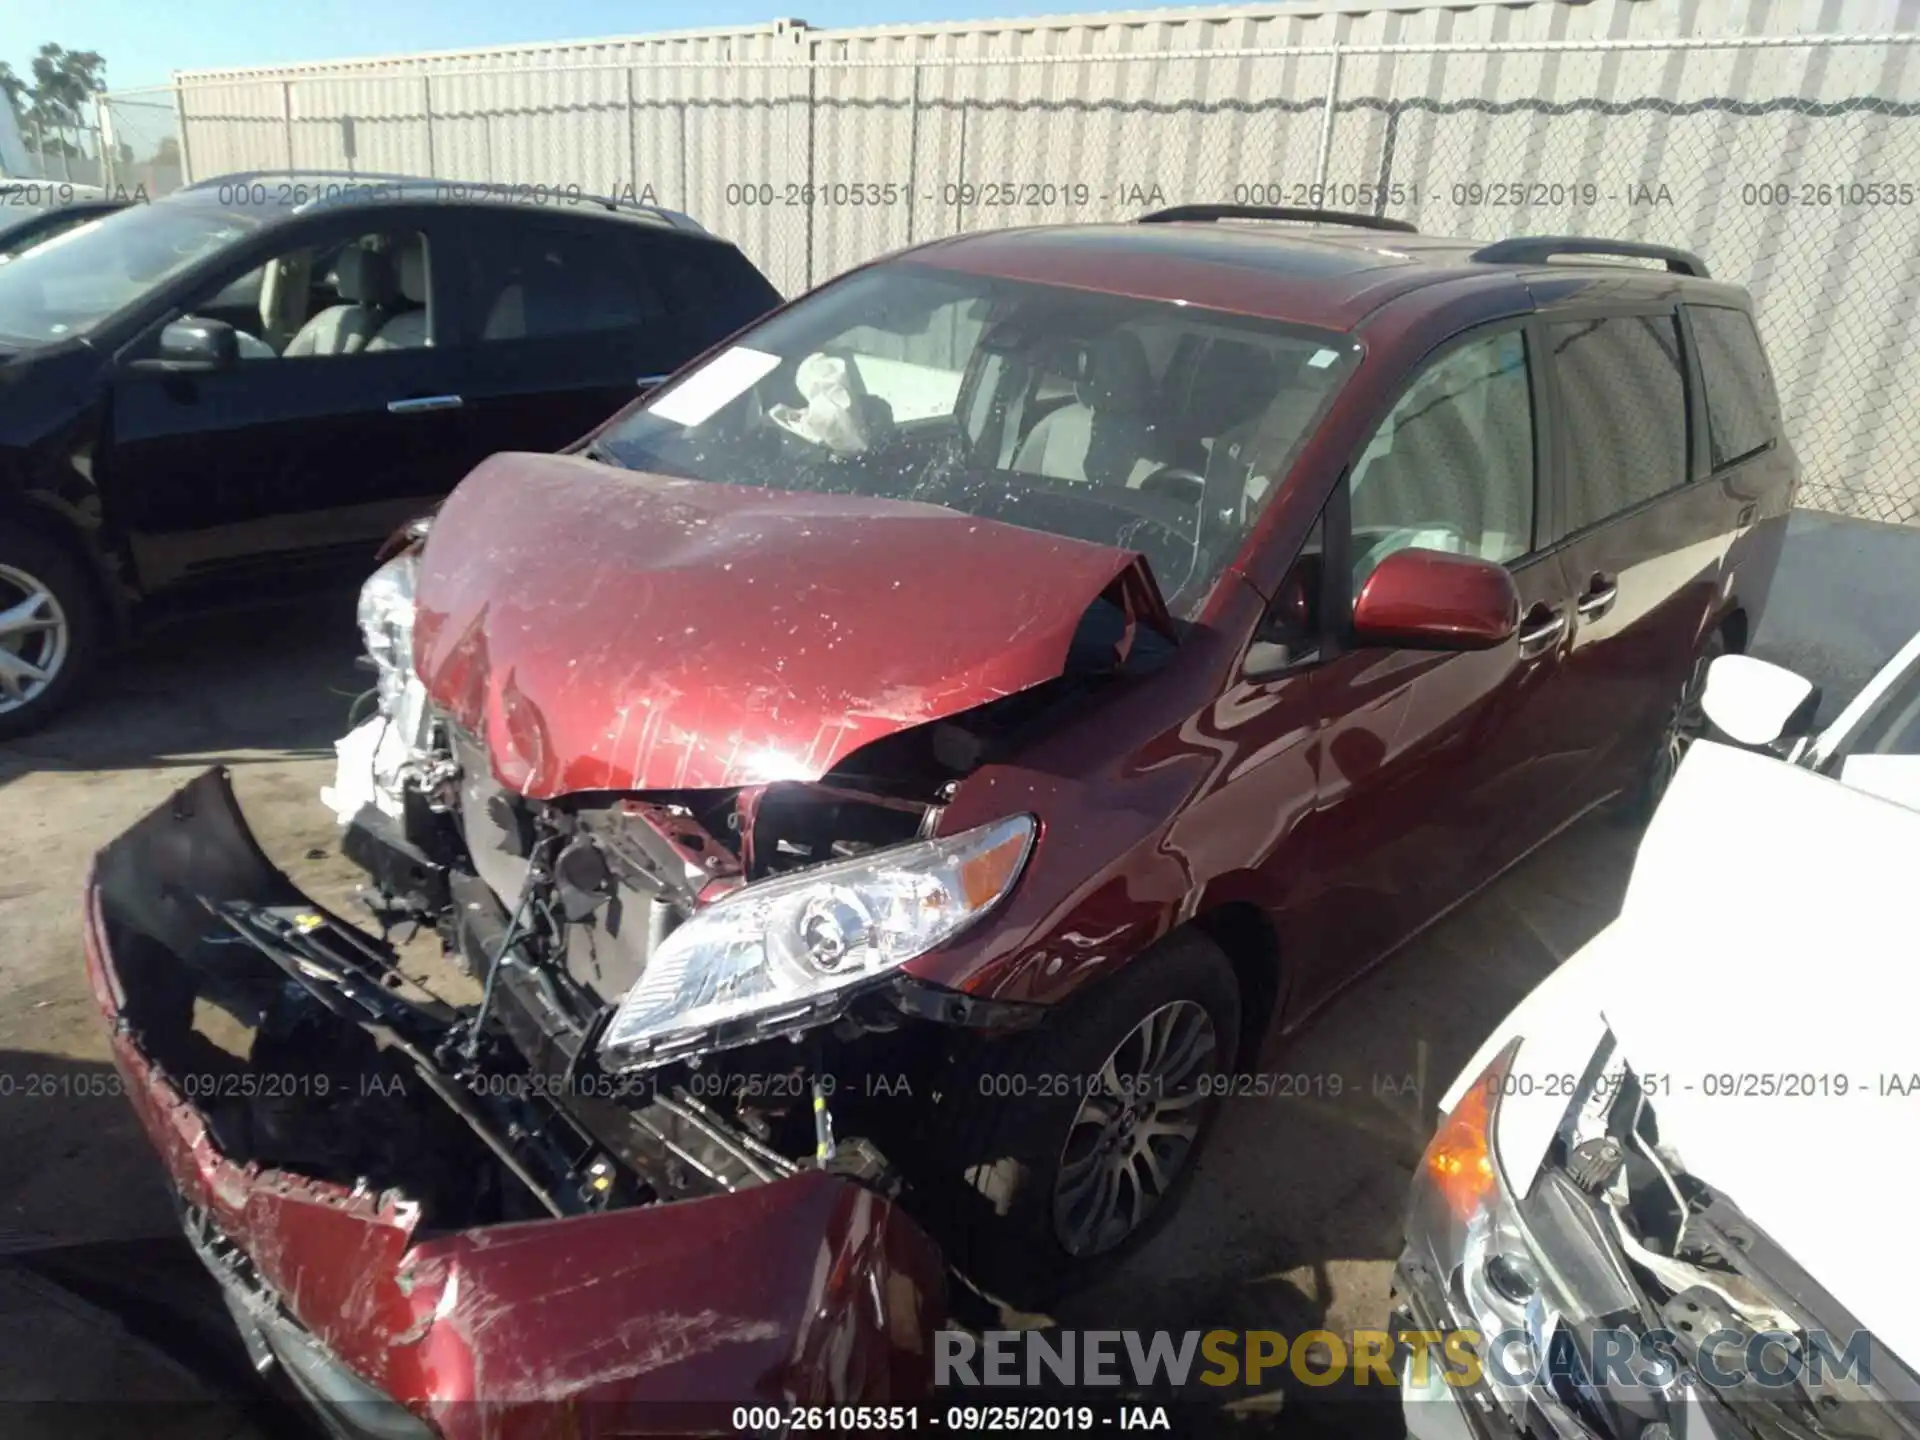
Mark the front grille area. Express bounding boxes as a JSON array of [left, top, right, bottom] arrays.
[[448, 727, 532, 909]]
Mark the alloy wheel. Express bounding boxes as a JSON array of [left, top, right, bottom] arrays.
[[0, 562, 69, 715], [1052, 999, 1219, 1257]]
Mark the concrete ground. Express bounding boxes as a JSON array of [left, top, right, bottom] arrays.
[[1, 511, 1912, 1433]]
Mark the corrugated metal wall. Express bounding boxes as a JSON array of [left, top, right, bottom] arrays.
[[107, 0, 1920, 523]]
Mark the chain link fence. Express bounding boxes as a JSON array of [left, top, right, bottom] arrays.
[[95, 86, 187, 195], [99, 31, 1920, 524], [6, 115, 106, 187]]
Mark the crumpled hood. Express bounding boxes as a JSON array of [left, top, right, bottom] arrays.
[[413, 452, 1171, 797], [1461, 742, 1920, 1369]]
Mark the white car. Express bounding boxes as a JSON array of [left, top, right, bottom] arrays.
[[1394, 632, 1920, 1439]]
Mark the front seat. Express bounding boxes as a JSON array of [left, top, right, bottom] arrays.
[[368, 238, 428, 350], [282, 245, 394, 358], [1012, 333, 1162, 489]]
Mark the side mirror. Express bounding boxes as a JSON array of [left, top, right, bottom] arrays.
[[1350, 547, 1520, 651], [1700, 653, 1822, 749], [148, 316, 239, 372]]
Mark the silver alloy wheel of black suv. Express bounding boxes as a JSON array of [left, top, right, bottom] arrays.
[[0, 560, 69, 716]]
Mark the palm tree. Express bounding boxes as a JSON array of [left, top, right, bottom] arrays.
[[0, 61, 29, 122], [1, 45, 109, 176], [33, 45, 108, 164], [30, 44, 108, 128]]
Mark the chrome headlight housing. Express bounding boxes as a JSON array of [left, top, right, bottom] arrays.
[[600, 814, 1035, 1070], [1405, 1039, 1557, 1400]]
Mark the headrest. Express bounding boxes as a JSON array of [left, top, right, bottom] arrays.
[[1186, 340, 1280, 439], [1074, 331, 1155, 413], [393, 239, 426, 304], [332, 245, 395, 306]]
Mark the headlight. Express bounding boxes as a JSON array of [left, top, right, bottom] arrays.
[[599, 814, 1035, 1069], [356, 552, 418, 723], [1406, 1039, 1551, 1388]]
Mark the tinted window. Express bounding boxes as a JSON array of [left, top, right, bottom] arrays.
[[652, 238, 782, 349], [1551, 314, 1689, 533], [1688, 306, 1779, 468], [468, 218, 669, 342], [1349, 329, 1536, 592]]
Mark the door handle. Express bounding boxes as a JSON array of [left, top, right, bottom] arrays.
[[1576, 577, 1620, 618], [387, 394, 464, 415], [1517, 608, 1568, 654]]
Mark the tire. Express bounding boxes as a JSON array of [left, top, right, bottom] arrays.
[[0, 523, 102, 740], [922, 929, 1242, 1309], [1622, 626, 1726, 824]]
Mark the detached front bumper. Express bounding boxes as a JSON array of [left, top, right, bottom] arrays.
[[84, 767, 946, 1439]]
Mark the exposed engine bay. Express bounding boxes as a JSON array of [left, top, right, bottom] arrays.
[[1444, 1038, 1915, 1438], [101, 754, 1032, 1242]]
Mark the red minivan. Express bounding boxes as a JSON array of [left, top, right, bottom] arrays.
[[86, 207, 1795, 1434]]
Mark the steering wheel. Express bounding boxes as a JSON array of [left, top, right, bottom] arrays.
[[1352, 525, 1469, 588]]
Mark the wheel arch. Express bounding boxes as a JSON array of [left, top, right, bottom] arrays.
[[0, 495, 129, 636], [1190, 900, 1285, 1070]]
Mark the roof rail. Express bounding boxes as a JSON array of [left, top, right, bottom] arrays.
[[1471, 236, 1708, 277], [183, 169, 428, 190], [1138, 203, 1417, 234], [392, 180, 707, 232], [181, 169, 706, 233]]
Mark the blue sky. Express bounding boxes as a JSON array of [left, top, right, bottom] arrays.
[[2, 0, 1186, 92]]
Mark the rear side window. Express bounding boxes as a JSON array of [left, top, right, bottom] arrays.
[[466, 217, 670, 342], [1549, 314, 1689, 534], [1688, 306, 1780, 468], [650, 238, 783, 351]]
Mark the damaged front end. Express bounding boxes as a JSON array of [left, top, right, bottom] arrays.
[[318, 554, 1058, 1217], [308, 462, 1177, 1235], [90, 463, 1181, 1430], [87, 765, 948, 1438], [93, 712, 976, 1434]]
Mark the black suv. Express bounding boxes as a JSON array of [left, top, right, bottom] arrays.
[[0, 172, 781, 736]]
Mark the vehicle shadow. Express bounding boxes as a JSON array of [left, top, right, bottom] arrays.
[[0, 590, 362, 789], [1045, 809, 1645, 1436], [0, 1050, 318, 1440]]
